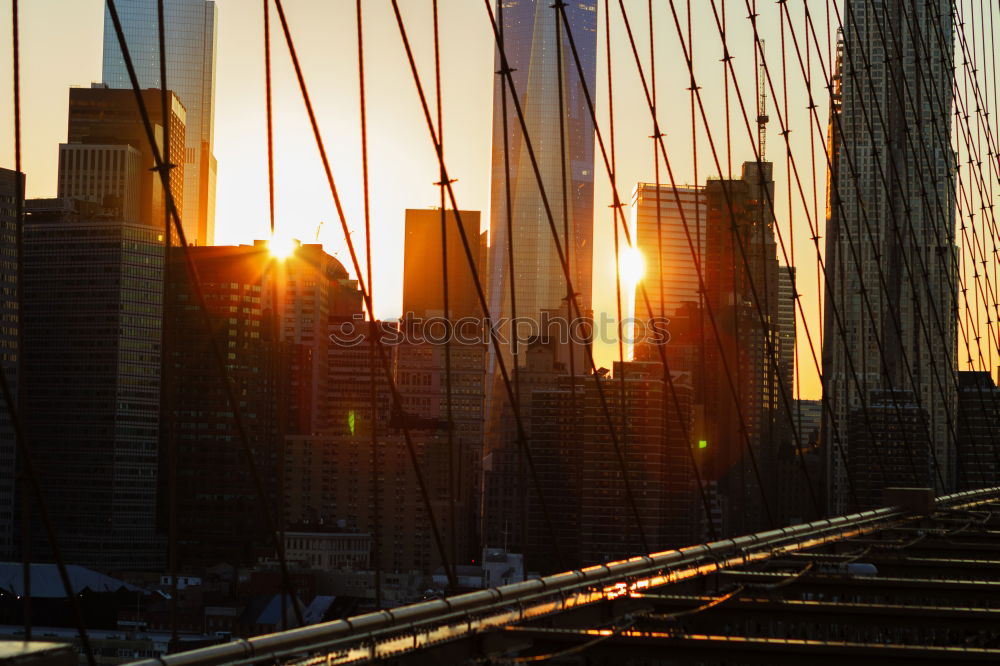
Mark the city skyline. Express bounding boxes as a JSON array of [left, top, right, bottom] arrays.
[[101, 0, 219, 246], [2, 1, 1000, 660], [0, 0, 855, 398]]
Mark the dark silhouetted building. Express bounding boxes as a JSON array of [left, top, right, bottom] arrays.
[[22, 198, 165, 570], [164, 244, 304, 567], [286, 317, 467, 575], [956, 372, 1000, 490], [848, 390, 932, 510], [267, 240, 362, 434], [482, 337, 565, 560], [517, 348, 695, 573], [0, 169, 21, 559], [700, 163, 782, 536]]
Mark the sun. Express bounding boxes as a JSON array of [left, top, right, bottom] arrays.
[[618, 245, 646, 287], [268, 234, 299, 260]]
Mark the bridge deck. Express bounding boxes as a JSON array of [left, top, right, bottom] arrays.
[[124, 487, 1000, 665]]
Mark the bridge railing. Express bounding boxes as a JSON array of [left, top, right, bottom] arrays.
[[128, 486, 1000, 666]]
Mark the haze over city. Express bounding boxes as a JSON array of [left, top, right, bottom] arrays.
[[2, 0, 1000, 662], [0, 0, 839, 397]]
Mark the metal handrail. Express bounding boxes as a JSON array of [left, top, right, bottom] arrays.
[[127, 487, 1000, 666]]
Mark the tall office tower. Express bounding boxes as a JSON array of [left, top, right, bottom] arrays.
[[403, 209, 482, 320], [399, 209, 486, 565], [0, 169, 20, 560], [21, 198, 165, 570], [956, 372, 1000, 490], [164, 244, 305, 567], [584, 362, 694, 565], [701, 164, 781, 536], [102, 0, 217, 245], [485, 3, 596, 564], [632, 183, 706, 323], [64, 86, 186, 227], [487, 0, 597, 344], [822, 4, 958, 513]]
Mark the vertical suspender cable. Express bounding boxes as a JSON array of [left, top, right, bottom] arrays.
[[11, 2, 96, 660], [496, 1, 527, 558], [12, 0, 29, 642], [7, 10, 94, 662], [261, 0, 290, 630], [606, 0, 628, 548], [432, 0, 459, 585], [155, 0, 180, 646], [355, 0, 381, 610], [552, 0, 587, 547]]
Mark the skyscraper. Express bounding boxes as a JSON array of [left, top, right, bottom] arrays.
[[632, 165, 781, 536], [269, 240, 361, 433], [102, 0, 218, 246], [822, 4, 958, 512], [163, 244, 303, 567], [22, 198, 165, 570], [512, 347, 695, 573], [399, 208, 487, 566], [701, 167, 781, 535], [632, 183, 706, 322], [0, 169, 20, 560], [64, 86, 186, 228], [483, 3, 597, 547], [777, 265, 796, 396], [403, 209, 482, 320], [487, 0, 597, 340]]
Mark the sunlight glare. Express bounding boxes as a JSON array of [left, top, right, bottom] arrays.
[[618, 245, 646, 288], [269, 234, 299, 260]]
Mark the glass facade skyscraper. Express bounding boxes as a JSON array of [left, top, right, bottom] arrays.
[[487, 1, 597, 338], [482, 0, 597, 562], [102, 0, 218, 246]]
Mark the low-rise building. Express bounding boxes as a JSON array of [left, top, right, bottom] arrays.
[[284, 529, 372, 571]]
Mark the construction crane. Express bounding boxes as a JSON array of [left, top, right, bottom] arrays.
[[757, 39, 768, 162], [315, 219, 324, 242]]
